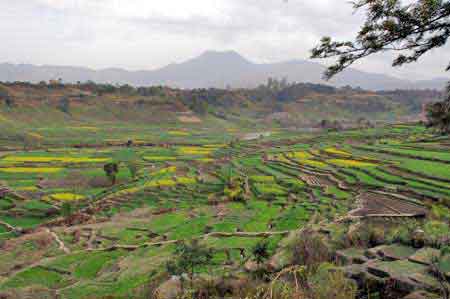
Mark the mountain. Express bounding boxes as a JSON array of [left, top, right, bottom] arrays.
[[0, 51, 447, 90]]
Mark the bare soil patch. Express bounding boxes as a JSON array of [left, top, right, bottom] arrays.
[[350, 192, 427, 217], [178, 115, 202, 123]]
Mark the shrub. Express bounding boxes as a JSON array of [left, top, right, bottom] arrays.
[[347, 223, 387, 247], [252, 241, 270, 266], [424, 221, 450, 247], [310, 264, 357, 299], [431, 205, 450, 222], [290, 228, 330, 273], [103, 162, 119, 185], [125, 160, 140, 179], [166, 240, 213, 289], [61, 202, 73, 217], [385, 219, 420, 245]]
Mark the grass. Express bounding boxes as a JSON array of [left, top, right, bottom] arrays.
[[324, 148, 351, 157], [1, 266, 68, 289], [178, 146, 213, 155], [250, 175, 276, 183], [397, 158, 450, 180], [143, 156, 177, 162]]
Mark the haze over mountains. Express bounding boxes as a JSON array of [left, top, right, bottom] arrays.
[[0, 51, 447, 91]]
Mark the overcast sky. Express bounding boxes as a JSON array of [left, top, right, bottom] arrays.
[[1, 0, 448, 80]]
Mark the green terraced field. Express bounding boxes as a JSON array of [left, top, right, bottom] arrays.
[[0, 123, 449, 298]]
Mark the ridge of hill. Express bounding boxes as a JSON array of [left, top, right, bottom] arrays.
[[0, 81, 442, 137], [1, 51, 448, 90]]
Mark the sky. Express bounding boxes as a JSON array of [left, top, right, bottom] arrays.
[[0, 0, 448, 80]]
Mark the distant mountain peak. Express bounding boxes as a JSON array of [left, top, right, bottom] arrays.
[[200, 50, 245, 57], [193, 50, 252, 65]]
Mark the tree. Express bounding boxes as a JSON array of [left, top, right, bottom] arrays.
[[426, 84, 450, 134], [430, 246, 450, 299], [252, 241, 270, 265], [103, 162, 119, 185], [166, 240, 213, 289], [0, 86, 13, 107], [58, 97, 70, 114], [311, 0, 450, 133], [311, 0, 450, 79], [113, 148, 141, 180], [61, 202, 74, 217], [126, 160, 140, 179]]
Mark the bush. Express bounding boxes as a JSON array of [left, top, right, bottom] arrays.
[[431, 205, 450, 222], [424, 221, 450, 247], [385, 220, 420, 245], [252, 241, 270, 265], [310, 264, 357, 299], [290, 228, 330, 273]]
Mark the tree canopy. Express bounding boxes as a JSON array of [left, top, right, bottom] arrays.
[[311, 0, 450, 134], [311, 0, 450, 79]]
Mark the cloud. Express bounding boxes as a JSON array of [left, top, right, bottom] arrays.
[[0, 0, 448, 79]]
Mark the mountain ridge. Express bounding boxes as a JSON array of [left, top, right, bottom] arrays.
[[0, 51, 447, 90]]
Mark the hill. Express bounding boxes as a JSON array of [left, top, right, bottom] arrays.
[[0, 80, 442, 137], [1, 51, 448, 90]]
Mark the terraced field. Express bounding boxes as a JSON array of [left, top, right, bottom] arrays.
[[0, 124, 448, 298]]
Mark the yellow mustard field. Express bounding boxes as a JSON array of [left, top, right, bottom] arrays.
[[301, 160, 328, 168], [145, 179, 177, 188], [176, 177, 197, 185], [327, 159, 377, 168], [178, 147, 213, 155], [0, 167, 63, 173], [168, 130, 190, 136], [144, 156, 177, 162], [49, 193, 86, 201], [3, 156, 110, 163], [152, 166, 177, 175], [324, 148, 351, 157], [287, 151, 313, 160]]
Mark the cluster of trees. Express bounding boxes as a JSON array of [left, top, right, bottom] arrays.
[[3, 80, 169, 98], [379, 89, 444, 114], [75, 82, 168, 97], [262, 77, 292, 92]]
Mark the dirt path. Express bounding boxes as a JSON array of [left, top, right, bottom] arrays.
[[43, 228, 71, 254], [81, 230, 291, 252]]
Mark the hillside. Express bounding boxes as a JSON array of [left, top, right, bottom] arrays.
[[1, 51, 448, 90], [0, 122, 448, 299], [0, 81, 442, 144]]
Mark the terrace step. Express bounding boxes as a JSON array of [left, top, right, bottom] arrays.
[[350, 192, 427, 218], [367, 260, 439, 293], [0, 186, 28, 201]]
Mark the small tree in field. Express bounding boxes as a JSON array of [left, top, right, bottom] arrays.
[[61, 202, 74, 217], [0, 87, 13, 108], [166, 240, 213, 289], [114, 148, 141, 180], [58, 96, 70, 114], [103, 162, 119, 185], [125, 160, 140, 179], [252, 241, 270, 265]]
